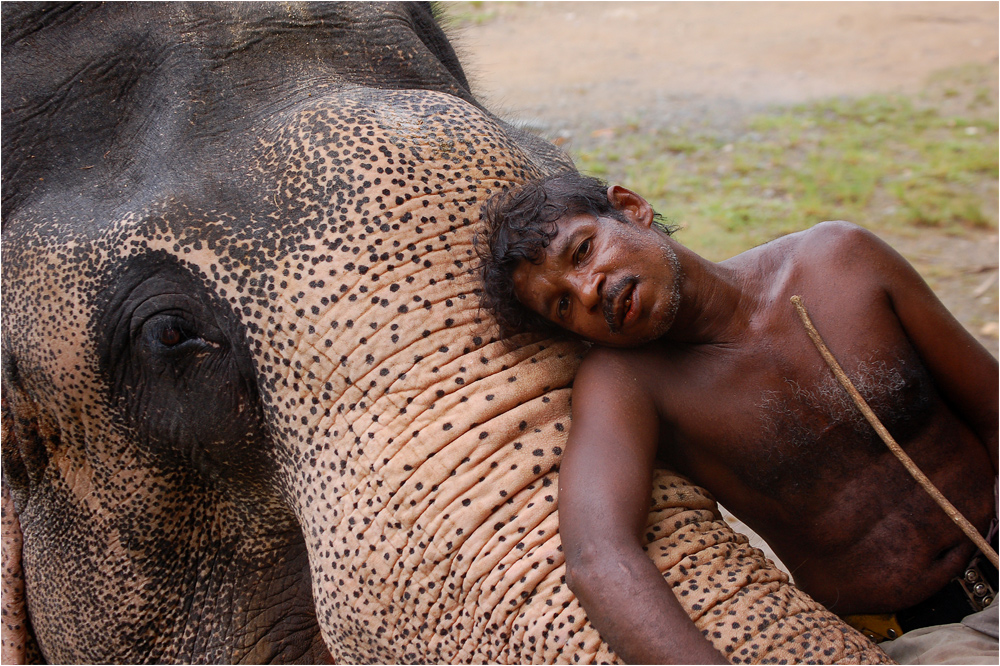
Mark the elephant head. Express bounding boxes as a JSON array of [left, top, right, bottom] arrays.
[[2, 3, 889, 663]]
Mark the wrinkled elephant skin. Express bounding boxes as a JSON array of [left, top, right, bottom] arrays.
[[1, 3, 889, 664]]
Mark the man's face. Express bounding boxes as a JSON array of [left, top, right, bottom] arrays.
[[511, 212, 682, 347]]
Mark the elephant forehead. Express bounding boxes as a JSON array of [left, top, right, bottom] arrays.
[[145, 88, 534, 264], [5, 87, 536, 385], [97, 88, 539, 344]]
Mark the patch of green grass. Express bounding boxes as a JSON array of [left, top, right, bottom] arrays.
[[572, 70, 998, 261], [438, 1, 501, 27]]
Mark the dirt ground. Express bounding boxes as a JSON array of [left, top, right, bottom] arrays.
[[449, 1, 999, 356]]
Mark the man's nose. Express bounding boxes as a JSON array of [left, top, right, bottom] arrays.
[[574, 272, 603, 310]]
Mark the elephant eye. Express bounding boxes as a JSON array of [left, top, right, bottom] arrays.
[[158, 325, 185, 347], [143, 316, 202, 352]]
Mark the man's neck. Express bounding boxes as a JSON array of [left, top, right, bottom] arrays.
[[660, 243, 758, 345]]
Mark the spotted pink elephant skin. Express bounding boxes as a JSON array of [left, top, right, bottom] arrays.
[[1, 3, 890, 663]]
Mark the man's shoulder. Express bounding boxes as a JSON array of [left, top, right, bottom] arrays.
[[577, 345, 659, 389], [801, 219, 876, 243], [579, 344, 643, 374], [783, 221, 890, 275], [573, 346, 660, 413], [733, 221, 881, 277], [795, 220, 883, 257]]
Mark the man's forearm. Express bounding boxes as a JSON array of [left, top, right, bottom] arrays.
[[568, 546, 727, 664]]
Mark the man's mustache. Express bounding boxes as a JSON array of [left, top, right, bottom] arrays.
[[603, 275, 637, 334]]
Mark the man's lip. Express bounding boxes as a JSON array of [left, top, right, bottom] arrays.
[[622, 282, 639, 328], [613, 280, 637, 333]]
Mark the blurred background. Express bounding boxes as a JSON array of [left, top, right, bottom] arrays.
[[441, 1, 999, 357]]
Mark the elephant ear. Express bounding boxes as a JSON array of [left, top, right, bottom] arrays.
[[2, 408, 43, 665]]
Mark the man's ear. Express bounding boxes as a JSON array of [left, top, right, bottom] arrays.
[[606, 185, 654, 227]]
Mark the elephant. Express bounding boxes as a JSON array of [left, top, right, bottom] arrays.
[[2, 2, 891, 663]]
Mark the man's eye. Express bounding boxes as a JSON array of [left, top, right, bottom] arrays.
[[574, 239, 592, 264], [557, 296, 570, 318]]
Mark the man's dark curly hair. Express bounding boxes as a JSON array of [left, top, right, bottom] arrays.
[[474, 172, 676, 340]]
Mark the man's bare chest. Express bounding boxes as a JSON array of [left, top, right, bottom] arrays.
[[745, 348, 933, 487], [651, 339, 936, 498]]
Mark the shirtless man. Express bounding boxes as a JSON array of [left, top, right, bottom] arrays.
[[475, 173, 998, 664]]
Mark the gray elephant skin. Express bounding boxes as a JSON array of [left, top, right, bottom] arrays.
[[1, 3, 890, 664]]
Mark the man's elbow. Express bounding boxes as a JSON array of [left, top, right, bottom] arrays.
[[564, 544, 601, 598], [564, 542, 638, 599], [564, 555, 585, 597]]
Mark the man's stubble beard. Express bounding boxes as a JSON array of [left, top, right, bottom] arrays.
[[650, 242, 682, 342]]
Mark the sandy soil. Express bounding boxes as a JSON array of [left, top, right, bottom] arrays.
[[450, 1, 999, 356], [455, 1, 997, 132]]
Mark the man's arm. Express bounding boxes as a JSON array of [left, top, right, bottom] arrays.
[[854, 225, 998, 470], [559, 350, 727, 664]]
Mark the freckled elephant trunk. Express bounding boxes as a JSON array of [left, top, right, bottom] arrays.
[[283, 337, 584, 661], [251, 89, 591, 660]]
